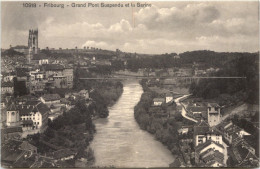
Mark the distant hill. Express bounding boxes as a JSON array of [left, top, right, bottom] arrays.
[[2, 48, 24, 57]]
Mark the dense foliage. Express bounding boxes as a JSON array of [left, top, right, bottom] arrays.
[[126, 54, 179, 71], [73, 66, 123, 117], [189, 54, 259, 104], [28, 100, 96, 164], [134, 80, 186, 155]]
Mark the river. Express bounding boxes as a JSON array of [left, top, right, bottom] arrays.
[[90, 80, 175, 168]]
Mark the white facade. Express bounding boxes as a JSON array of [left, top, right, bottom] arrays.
[[195, 132, 223, 146], [238, 130, 251, 137], [196, 135, 207, 146], [178, 128, 189, 134], [3, 75, 14, 82], [39, 59, 49, 65], [154, 101, 163, 106], [166, 96, 173, 103], [6, 110, 20, 126], [1, 86, 14, 94], [206, 134, 222, 145], [21, 112, 42, 128], [199, 142, 224, 154]]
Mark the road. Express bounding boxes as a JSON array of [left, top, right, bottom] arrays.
[[174, 95, 198, 123], [215, 103, 248, 126]]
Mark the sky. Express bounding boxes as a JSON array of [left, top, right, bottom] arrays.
[[1, 1, 259, 54]]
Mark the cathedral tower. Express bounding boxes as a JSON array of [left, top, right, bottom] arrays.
[[28, 29, 38, 63]]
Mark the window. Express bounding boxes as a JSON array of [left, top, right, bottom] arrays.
[[209, 107, 211, 111]]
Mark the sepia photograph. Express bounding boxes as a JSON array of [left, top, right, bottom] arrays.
[[0, 1, 259, 168]]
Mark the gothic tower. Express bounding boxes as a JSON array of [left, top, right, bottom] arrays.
[[28, 29, 38, 63]]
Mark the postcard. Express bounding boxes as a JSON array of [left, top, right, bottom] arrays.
[[1, 1, 259, 168]]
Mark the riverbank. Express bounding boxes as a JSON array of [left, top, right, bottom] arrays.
[[134, 79, 195, 166], [25, 80, 124, 167]]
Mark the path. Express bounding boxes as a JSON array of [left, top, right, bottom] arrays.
[[174, 95, 198, 123]]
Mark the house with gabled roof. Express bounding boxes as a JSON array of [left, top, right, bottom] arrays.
[[5, 100, 50, 132], [193, 120, 223, 146], [165, 93, 173, 103], [219, 121, 251, 145], [193, 120, 210, 146], [195, 140, 225, 167], [40, 94, 61, 105], [18, 101, 49, 132]]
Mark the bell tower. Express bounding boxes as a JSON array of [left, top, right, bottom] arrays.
[[28, 29, 38, 63]]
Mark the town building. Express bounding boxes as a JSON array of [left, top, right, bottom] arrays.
[[1, 140, 37, 167], [31, 53, 49, 65], [220, 121, 251, 145], [165, 93, 173, 103], [63, 66, 73, 88], [1, 81, 14, 94], [2, 72, 16, 82], [40, 94, 61, 106], [5, 100, 49, 132], [18, 100, 49, 132], [193, 120, 210, 146], [41, 64, 73, 88], [207, 103, 221, 127], [195, 140, 225, 167], [6, 103, 20, 127], [11, 45, 29, 54], [153, 98, 165, 106]]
